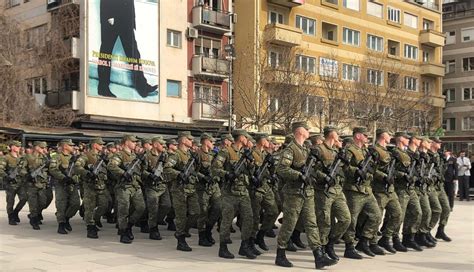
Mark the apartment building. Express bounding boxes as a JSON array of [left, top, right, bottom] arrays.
[[234, 0, 445, 134], [441, 0, 474, 154]]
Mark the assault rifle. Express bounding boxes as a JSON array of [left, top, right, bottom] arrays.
[[298, 149, 318, 195], [384, 159, 396, 192], [355, 147, 377, 185], [30, 155, 51, 180], [121, 153, 145, 183], [178, 152, 198, 185], [225, 148, 253, 183], [324, 148, 347, 193], [7, 167, 19, 181], [252, 153, 274, 188], [427, 162, 436, 180], [150, 152, 167, 185], [89, 153, 108, 181]]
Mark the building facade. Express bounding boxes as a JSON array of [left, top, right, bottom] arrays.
[[234, 0, 445, 134], [441, 0, 474, 154]]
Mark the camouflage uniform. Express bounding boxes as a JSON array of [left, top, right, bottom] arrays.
[[411, 149, 432, 236], [428, 150, 450, 229]]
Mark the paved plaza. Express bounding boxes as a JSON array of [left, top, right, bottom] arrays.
[[0, 191, 473, 272]]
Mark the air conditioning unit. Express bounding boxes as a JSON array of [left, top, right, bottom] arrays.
[[187, 27, 198, 39]]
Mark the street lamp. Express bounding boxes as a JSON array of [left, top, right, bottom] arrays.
[[224, 32, 235, 133]]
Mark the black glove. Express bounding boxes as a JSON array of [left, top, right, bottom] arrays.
[[383, 175, 394, 185], [86, 172, 96, 181], [225, 172, 236, 181], [122, 172, 132, 183], [151, 174, 162, 183], [356, 169, 367, 181]]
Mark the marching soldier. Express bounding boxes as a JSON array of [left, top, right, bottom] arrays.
[[74, 137, 109, 239], [163, 138, 178, 231], [342, 127, 383, 258], [312, 126, 351, 261], [164, 131, 200, 251], [195, 133, 221, 247], [275, 122, 336, 269], [104, 142, 117, 224], [1, 140, 28, 225], [107, 135, 146, 244], [142, 136, 170, 240]]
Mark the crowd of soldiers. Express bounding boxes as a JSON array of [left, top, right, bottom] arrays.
[[0, 122, 453, 270]]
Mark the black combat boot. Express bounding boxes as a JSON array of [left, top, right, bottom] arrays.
[[238, 240, 257, 259], [12, 209, 21, 223], [223, 237, 233, 244], [176, 235, 192, 251], [127, 223, 135, 240], [378, 236, 396, 253], [325, 240, 339, 261], [275, 248, 293, 267], [57, 223, 68, 234], [249, 237, 262, 255], [229, 225, 236, 233], [166, 218, 176, 231], [265, 229, 276, 238], [435, 225, 452, 242], [286, 239, 298, 252], [8, 214, 17, 225], [218, 243, 235, 259], [184, 231, 192, 238], [403, 234, 423, 251], [87, 225, 98, 239], [291, 230, 307, 249], [38, 212, 43, 224], [356, 238, 375, 257], [96, 220, 103, 228], [344, 243, 363, 259], [120, 230, 132, 244], [393, 235, 407, 252], [256, 229, 269, 251], [149, 227, 162, 240], [64, 218, 72, 231], [415, 233, 435, 248], [427, 232, 438, 244], [313, 247, 338, 269], [369, 243, 385, 255], [140, 222, 150, 233], [30, 216, 40, 230], [198, 231, 212, 247], [206, 226, 215, 244]]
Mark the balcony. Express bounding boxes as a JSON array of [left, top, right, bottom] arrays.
[[268, 0, 305, 8], [420, 63, 444, 77], [264, 23, 302, 47], [192, 5, 231, 34], [428, 95, 445, 108], [420, 29, 444, 47], [192, 55, 229, 79], [45, 88, 77, 108], [47, 0, 79, 11], [192, 100, 229, 122], [405, 0, 439, 11]]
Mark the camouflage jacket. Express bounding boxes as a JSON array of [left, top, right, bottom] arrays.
[[164, 148, 197, 194], [107, 149, 143, 188], [392, 147, 414, 191], [74, 150, 107, 191], [142, 150, 167, 190], [49, 152, 80, 187], [428, 150, 444, 189], [312, 142, 344, 194], [0, 153, 27, 187], [343, 144, 373, 194], [24, 153, 50, 188], [372, 144, 394, 193]]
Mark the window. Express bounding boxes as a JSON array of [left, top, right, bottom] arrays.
[[166, 80, 181, 97], [269, 11, 284, 24], [269, 97, 279, 112], [463, 57, 474, 71], [343, 28, 360, 46], [319, 57, 338, 78], [342, 64, 359, 81], [445, 60, 456, 73], [6, 0, 21, 8], [461, 27, 474, 42], [462, 117, 474, 131], [463, 87, 474, 100], [367, 34, 383, 51], [322, 22, 338, 42], [367, 69, 383, 86], [404, 44, 418, 60], [388, 73, 399, 89], [296, 55, 316, 74], [423, 51, 430, 62], [422, 80, 431, 94], [296, 15, 316, 35], [445, 31, 456, 45], [404, 76, 418, 91], [412, 111, 422, 128], [388, 40, 400, 56], [303, 96, 324, 115], [26, 24, 47, 49], [195, 37, 221, 58], [443, 88, 455, 102], [324, 0, 338, 4], [167, 30, 181, 48], [367, 1, 383, 18], [387, 7, 400, 23], [194, 84, 221, 104], [343, 0, 359, 11], [269, 51, 282, 68], [443, 118, 456, 131], [404, 13, 418, 29], [423, 19, 434, 30], [26, 77, 47, 95]]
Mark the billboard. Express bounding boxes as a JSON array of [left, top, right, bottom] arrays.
[[87, 0, 159, 102]]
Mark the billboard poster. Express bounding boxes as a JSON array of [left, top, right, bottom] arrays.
[[87, 0, 159, 102]]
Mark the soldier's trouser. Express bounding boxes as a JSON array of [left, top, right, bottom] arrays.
[[197, 185, 221, 232], [55, 184, 81, 223], [27, 185, 48, 217], [105, 183, 116, 215], [433, 188, 450, 227], [272, 183, 283, 214], [250, 184, 278, 236], [395, 189, 421, 235], [171, 189, 199, 236], [373, 191, 401, 240], [220, 193, 253, 242], [315, 190, 351, 246], [45, 187, 54, 209], [5, 184, 28, 215], [157, 188, 172, 223], [146, 186, 171, 228], [116, 185, 145, 230], [165, 188, 175, 221], [343, 191, 381, 244], [416, 189, 431, 234], [83, 185, 108, 226], [428, 190, 442, 230], [277, 193, 321, 250]]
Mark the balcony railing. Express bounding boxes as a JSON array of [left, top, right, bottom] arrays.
[[405, 0, 439, 11], [419, 29, 444, 47], [192, 5, 231, 34], [192, 55, 229, 79], [268, 0, 305, 8], [45, 88, 76, 108], [192, 99, 229, 121], [443, 9, 474, 21], [47, 0, 79, 11], [264, 23, 302, 47]]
